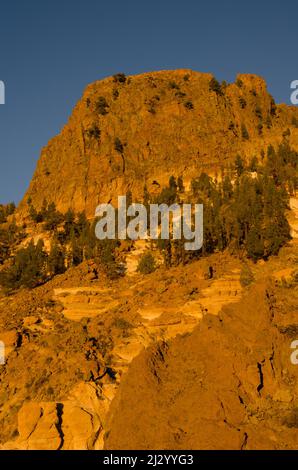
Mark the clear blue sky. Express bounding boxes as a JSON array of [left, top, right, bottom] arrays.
[[0, 0, 297, 203]]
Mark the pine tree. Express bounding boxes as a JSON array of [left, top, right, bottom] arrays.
[[76, 212, 88, 236], [44, 202, 63, 231], [155, 179, 178, 205], [143, 185, 151, 228], [222, 176, 233, 200], [249, 156, 258, 172], [114, 137, 124, 154], [97, 239, 123, 279], [48, 242, 66, 276], [28, 203, 38, 222], [177, 176, 185, 193], [246, 225, 264, 261], [0, 239, 47, 289], [241, 124, 249, 140], [70, 237, 83, 267], [137, 252, 156, 274], [63, 209, 75, 239], [209, 77, 223, 95], [169, 176, 177, 191], [235, 155, 245, 177]]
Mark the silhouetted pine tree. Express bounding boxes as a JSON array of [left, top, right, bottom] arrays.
[[48, 242, 66, 276]]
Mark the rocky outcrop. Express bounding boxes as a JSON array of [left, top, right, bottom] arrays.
[[2, 383, 105, 450], [0, 251, 246, 449], [18, 70, 298, 217], [104, 278, 298, 450], [1, 240, 297, 450]]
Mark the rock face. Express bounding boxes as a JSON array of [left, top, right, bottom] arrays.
[[104, 280, 298, 450], [1, 69, 298, 451], [3, 383, 105, 450], [0, 238, 297, 449], [19, 70, 298, 217], [0, 251, 247, 449]]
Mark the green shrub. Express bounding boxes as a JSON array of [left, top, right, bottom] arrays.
[[270, 96, 277, 116], [249, 156, 258, 172], [184, 100, 194, 110], [241, 124, 249, 140], [86, 124, 100, 139], [175, 91, 186, 99], [95, 96, 109, 115], [112, 88, 119, 100], [257, 123, 263, 135], [177, 176, 185, 193], [137, 252, 156, 274], [48, 242, 66, 276], [113, 73, 126, 84], [0, 239, 47, 290], [0, 202, 15, 223], [282, 408, 298, 428], [240, 264, 254, 287], [266, 116, 272, 128], [113, 317, 133, 330], [168, 81, 179, 90], [43, 202, 64, 231], [114, 137, 124, 154], [239, 97, 246, 109], [255, 105, 262, 119], [235, 155, 245, 177], [209, 77, 223, 95]]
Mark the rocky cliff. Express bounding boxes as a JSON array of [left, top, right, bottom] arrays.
[[105, 275, 298, 450], [19, 70, 298, 217], [1, 69, 297, 451]]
